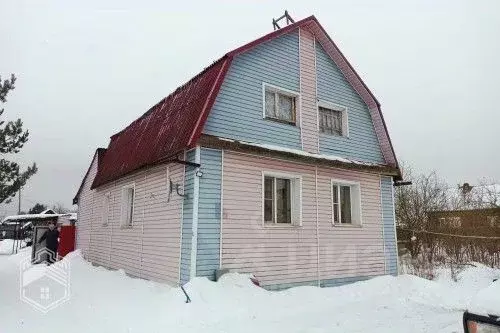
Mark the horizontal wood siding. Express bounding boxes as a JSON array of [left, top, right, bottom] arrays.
[[83, 163, 183, 286], [75, 155, 98, 258], [196, 148, 222, 279], [381, 176, 398, 275], [221, 151, 386, 287], [221, 152, 318, 286], [203, 31, 301, 149], [316, 43, 385, 164], [299, 28, 319, 153], [317, 167, 385, 281], [180, 150, 195, 284]]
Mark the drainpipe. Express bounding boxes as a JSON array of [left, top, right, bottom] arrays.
[[190, 146, 201, 279], [315, 166, 320, 287]]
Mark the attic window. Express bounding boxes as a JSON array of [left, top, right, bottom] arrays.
[[263, 84, 298, 125], [318, 102, 348, 137]]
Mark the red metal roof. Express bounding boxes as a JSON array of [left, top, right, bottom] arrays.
[[91, 58, 230, 188], [89, 15, 399, 189]]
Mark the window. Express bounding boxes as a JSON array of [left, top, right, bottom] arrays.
[[438, 217, 446, 227], [264, 85, 297, 124], [263, 174, 301, 225], [447, 217, 461, 228], [331, 180, 361, 225], [318, 102, 348, 136], [121, 185, 135, 227], [102, 192, 111, 226], [487, 215, 499, 227]]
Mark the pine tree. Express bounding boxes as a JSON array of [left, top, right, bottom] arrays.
[[28, 203, 47, 214], [0, 74, 37, 203]]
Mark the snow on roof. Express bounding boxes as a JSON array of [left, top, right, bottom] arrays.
[[2, 213, 61, 223], [218, 137, 383, 167]]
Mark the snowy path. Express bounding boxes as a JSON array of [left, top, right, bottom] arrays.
[[0, 243, 498, 333]]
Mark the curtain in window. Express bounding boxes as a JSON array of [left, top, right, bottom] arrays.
[[276, 178, 291, 223], [277, 95, 294, 122], [126, 188, 134, 225], [319, 107, 342, 135], [264, 177, 274, 222], [265, 91, 276, 118], [332, 184, 339, 223], [340, 186, 351, 224]]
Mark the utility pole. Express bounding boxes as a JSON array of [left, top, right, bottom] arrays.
[[18, 187, 21, 214]]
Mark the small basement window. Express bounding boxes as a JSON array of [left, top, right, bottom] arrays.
[[121, 185, 135, 227], [264, 84, 298, 124], [318, 102, 348, 136], [263, 174, 301, 225], [331, 180, 361, 225]]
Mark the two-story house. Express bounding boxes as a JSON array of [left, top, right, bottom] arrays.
[[73, 15, 401, 290]]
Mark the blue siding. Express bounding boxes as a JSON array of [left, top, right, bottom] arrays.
[[180, 150, 196, 284], [264, 275, 375, 291], [196, 148, 222, 280], [381, 176, 398, 275], [316, 43, 385, 164], [203, 31, 301, 149]]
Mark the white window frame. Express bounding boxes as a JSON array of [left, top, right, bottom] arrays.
[[317, 100, 349, 137], [438, 217, 446, 226], [262, 171, 302, 227], [330, 178, 362, 226], [102, 192, 111, 226], [120, 183, 135, 228], [262, 82, 300, 125]]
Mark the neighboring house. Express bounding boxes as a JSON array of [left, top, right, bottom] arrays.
[[73, 15, 401, 290], [0, 209, 73, 240], [429, 208, 500, 231]]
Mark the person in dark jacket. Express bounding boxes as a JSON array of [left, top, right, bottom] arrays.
[[38, 221, 60, 264]]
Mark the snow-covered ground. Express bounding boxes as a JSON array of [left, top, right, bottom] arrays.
[[0, 242, 499, 333]]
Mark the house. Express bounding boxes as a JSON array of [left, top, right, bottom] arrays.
[[1, 209, 73, 240], [73, 15, 401, 290], [429, 208, 500, 232]]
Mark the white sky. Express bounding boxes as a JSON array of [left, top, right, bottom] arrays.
[[0, 0, 499, 214]]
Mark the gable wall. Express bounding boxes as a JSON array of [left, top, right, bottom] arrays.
[[203, 29, 386, 165], [316, 43, 385, 163], [203, 31, 301, 149]]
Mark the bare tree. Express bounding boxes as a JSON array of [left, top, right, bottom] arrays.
[[395, 163, 449, 257], [52, 202, 69, 214]]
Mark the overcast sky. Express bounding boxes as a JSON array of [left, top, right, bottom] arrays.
[[0, 0, 499, 215]]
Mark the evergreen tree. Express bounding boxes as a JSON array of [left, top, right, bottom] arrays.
[[0, 74, 37, 203], [28, 203, 47, 214]]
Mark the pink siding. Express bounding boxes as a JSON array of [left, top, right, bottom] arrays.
[[76, 154, 98, 258], [317, 168, 385, 279], [221, 151, 385, 286], [299, 28, 319, 153], [76, 162, 184, 286]]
